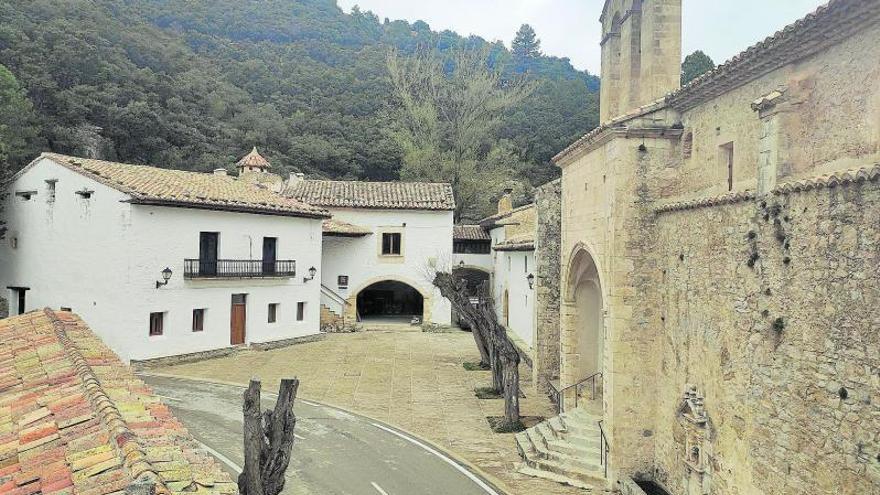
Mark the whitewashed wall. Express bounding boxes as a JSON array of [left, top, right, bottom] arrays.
[[488, 227, 536, 348], [0, 157, 323, 361], [320, 207, 453, 325], [451, 252, 493, 272]]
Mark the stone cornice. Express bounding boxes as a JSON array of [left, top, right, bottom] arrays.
[[666, 0, 880, 112], [655, 163, 880, 214]]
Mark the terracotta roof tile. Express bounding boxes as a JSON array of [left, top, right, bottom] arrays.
[[492, 234, 535, 252], [284, 179, 455, 211], [236, 147, 271, 169], [322, 219, 372, 237], [453, 225, 490, 241], [0, 310, 237, 495], [39, 153, 328, 219]]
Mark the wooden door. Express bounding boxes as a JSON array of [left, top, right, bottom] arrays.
[[200, 232, 219, 276], [262, 237, 277, 275], [231, 294, 246, 345]]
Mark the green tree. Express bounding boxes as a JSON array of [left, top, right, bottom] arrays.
[[681, 50, 715, 85], [386, 48, 536, 221], [511, 24, 541, 73]]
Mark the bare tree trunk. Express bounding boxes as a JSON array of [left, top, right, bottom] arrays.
[[466, 315, 491, 367], [499, 341, 521, 426], [239, 378, 300, 495]]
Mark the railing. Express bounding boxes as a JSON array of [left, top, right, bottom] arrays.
[[599, 419, 610, 478], [548, 371, 602, 414], [184, 259, 296, 279]]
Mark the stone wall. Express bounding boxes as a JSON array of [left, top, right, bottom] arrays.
[[533, 179, 562, 393], [650, 179, 880, 495]]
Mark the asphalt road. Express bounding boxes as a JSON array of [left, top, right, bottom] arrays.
[[139, 374, 499, 495]]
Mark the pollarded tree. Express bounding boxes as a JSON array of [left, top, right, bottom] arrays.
[[681, 50, 715, 85]]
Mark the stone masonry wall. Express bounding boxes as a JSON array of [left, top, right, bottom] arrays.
[[534, 179, 562, 394], [651, 179, 880, 495]]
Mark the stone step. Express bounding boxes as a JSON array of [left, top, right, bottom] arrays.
[[517, 465, 597, 491], [546, 438, 602, 459], [526, 456, 606, 486]]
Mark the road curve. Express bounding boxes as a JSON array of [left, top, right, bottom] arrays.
[[138, 374, 501, 495]]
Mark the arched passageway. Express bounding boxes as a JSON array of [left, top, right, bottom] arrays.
[[562, 246, 605, 406], [356, 280, 424, 323]]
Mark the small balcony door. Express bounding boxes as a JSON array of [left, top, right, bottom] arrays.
[[262, 237, 277, 275], [199, 232, 219, 276], [231, 293, 247, 345]]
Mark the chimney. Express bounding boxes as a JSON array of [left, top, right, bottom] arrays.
[[289, 172, 305, 184], [497, 188, 513, 215], [213, 168, 228, 177]]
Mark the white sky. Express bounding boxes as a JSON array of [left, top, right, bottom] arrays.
[[336, 0, 828, 74]]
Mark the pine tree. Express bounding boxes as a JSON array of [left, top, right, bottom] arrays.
[[511, 24, 541, 73], [681, 50, 715, 85]]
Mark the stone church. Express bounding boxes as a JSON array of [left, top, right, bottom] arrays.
[[518, 0, 880, 494]]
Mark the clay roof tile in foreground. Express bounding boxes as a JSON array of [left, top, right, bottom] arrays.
[[0, 310, 238, 495], [453, 225, 491, 241], [322, 218, 372, 237], [284, 179, 455, 211], [40, 153, 329, 219]]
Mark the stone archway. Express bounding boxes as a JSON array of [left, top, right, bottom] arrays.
[[345, 275, 433, 324], [561, 244, 606, 408]]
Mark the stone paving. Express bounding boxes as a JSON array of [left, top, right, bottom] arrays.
[[152, 328, 597, 494]]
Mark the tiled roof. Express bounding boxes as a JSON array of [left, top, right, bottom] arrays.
[[478, 204, 534, 229], [40, 153, 329, 219], [453, 225, 490, 241], [236, 147, 271, 169], [493, 234, 535, 252], [322, 218, 372, 237], [284, 179, 455, 211], [0, 310, 238, 495], [666, 0, 880, 111]]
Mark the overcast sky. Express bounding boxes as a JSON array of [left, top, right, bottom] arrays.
[[336, 0, 827, 74]]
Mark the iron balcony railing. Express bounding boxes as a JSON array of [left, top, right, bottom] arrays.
[[184, 259, 296, 279]]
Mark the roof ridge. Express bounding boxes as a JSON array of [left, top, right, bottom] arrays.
[[298, 178, 453, 187], [43, 309, 170, 494]]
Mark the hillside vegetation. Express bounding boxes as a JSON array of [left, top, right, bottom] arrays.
[[0, 0, 600, 219]]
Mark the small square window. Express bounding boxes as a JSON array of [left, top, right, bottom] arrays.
[[338, 275, 349, 289], [149, 312, 164, 336], [45, 180, 57, 203], [192, 309, 205, 332], [381, 233, 401, 255], [296, 302, 306, 321], [268, 303, 279, 323]]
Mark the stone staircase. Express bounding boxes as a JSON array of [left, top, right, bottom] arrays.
[[319, 304, 343, 326], [515, 407, 606, 490]]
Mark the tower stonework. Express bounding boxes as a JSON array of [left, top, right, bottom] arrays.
[[599, 0, 681, 123]]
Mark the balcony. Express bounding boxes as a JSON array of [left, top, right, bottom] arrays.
[[184, 259, 296, 279]]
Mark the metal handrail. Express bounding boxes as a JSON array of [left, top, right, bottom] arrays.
[[549, 371, 602, 413], [320, 284, 349, 306], [598, 419, 610, 478]]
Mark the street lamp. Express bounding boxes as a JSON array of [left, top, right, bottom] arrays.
[[526, 273, 535, 290], [156, 267, 172, 289], [303, 266, 317, 283]]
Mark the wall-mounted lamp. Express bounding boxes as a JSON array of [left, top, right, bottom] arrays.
[[527, 273, 535, 290], [156, 267, 172, 289], [303, 266, 317, 283]]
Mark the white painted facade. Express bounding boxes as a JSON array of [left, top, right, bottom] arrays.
[[320, 207, 453, 325], [488, 227, 536, 348], [0, 157, 323, 361]]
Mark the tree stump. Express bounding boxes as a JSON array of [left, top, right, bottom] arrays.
[[239, 377, 300, 495]]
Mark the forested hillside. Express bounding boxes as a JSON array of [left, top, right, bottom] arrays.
[[0, 0, 600, 201]]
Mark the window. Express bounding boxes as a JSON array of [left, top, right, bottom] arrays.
[[268, 303, 278, 323], [338, 275, 349, 289], [296, 302, 306, 321], [15, 191, 36, 201], [192, 309, 205, 332], [453, 240, 491, 254], [719, 142, 734, 191], [508, 256, 511, 272], [381, 233, 402, 255], [45, 180, 57, 203], [149, 312, 164, 336], [75, 189, 93, 199]]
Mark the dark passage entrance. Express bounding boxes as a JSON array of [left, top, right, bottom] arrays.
[[356, 281, 423, 322]]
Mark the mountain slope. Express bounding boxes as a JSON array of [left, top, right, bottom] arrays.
[[0, 0, 599, 188]]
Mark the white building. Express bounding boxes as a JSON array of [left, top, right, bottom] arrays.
[[0, 152, 328, 362], [283, 178, 455, 326]]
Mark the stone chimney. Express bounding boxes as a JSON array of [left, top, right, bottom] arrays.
[[288, 172, 305, 184], [213, 168, 227, 176], [497, 188, 513, 215]]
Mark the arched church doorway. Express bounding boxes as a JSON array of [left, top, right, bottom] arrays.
[[356, 280, 424, 324], [563, 246, 605, 406]]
